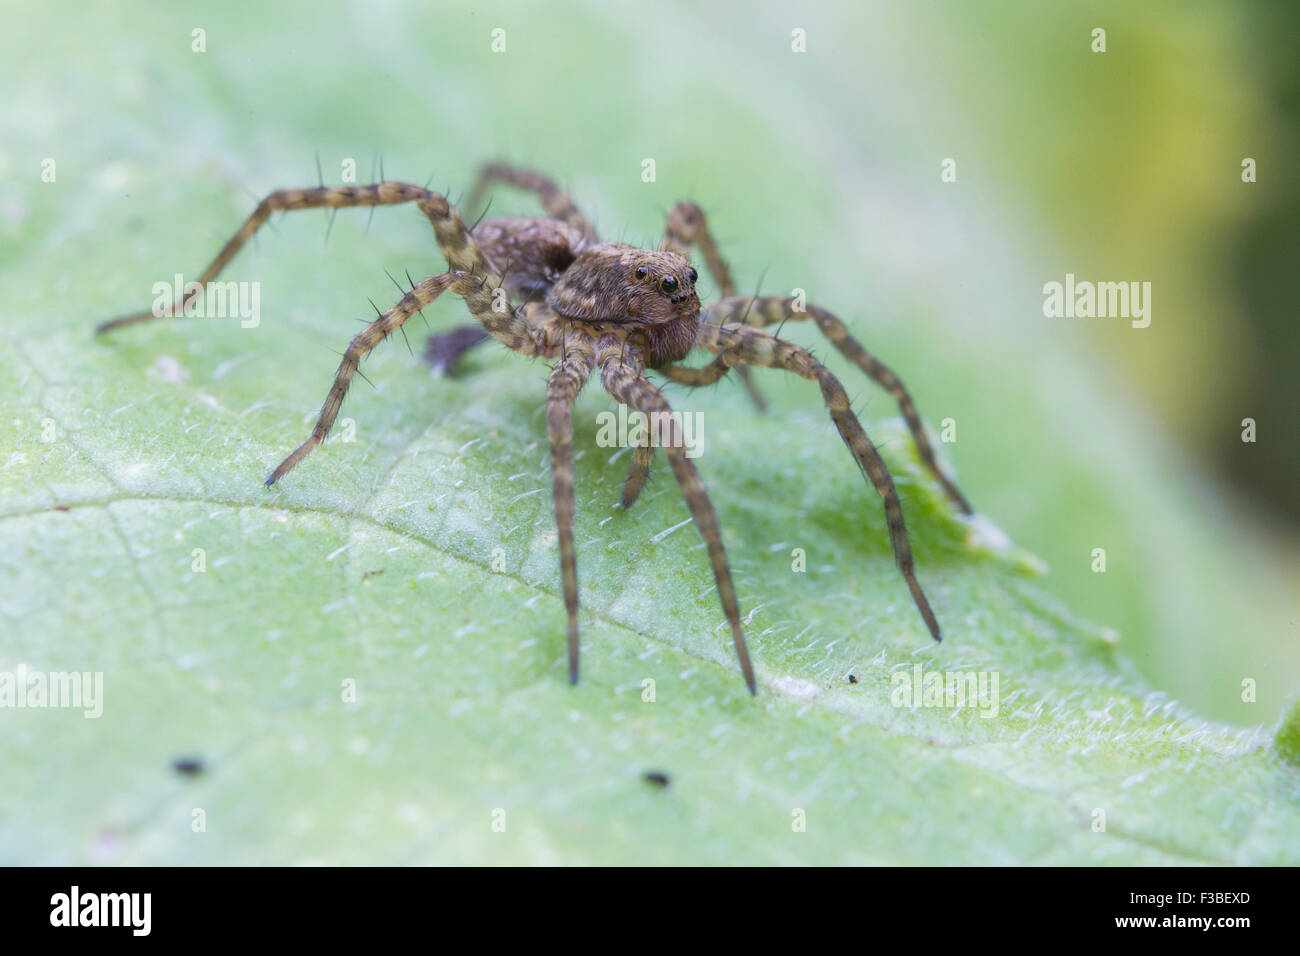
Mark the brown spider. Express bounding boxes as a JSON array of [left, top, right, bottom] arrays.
[[96, 162, 974, 695]]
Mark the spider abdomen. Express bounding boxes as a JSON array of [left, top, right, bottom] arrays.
[[471, 216, 589, 303]]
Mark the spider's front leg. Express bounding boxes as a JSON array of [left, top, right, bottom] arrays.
[[659, 201, 766, 412], [545, 339, 597, 683], [617, 199, 765, 504], [598, 341, 757, 694], [703, 297, 974, 515], [694, 321, 944, 643]]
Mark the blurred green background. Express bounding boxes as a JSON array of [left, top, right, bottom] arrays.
[[1, 2, 1295, 723]]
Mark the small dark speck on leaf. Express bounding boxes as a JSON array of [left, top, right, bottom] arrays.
[[362, 568, 385, 580], [172, 757, 205, 777], [847, 674, 858, 684], [53, 506, 70, 512], [643, 771, 671, 788]]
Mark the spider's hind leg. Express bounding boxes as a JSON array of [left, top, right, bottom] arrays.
[[425, 324, 490, 376], [98, 181, 447, 334], [465, 162, 597, 242]]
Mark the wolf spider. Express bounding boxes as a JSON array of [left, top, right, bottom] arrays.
[[97, 162, 974, 695]]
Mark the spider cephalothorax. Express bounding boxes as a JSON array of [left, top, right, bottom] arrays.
[[547, 245, 702, 366], [97, 162, 975, 695]]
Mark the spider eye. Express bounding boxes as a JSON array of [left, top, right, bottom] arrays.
[[661, 275, 678, 294], [635, 266, 648, 280], [688, 267, 698, 283]]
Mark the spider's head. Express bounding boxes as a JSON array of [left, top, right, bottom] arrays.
[[548, 245, 700, 322], [625, 251, 700, 312], [547, 244, 701, 365]]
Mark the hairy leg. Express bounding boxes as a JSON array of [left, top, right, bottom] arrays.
[[695, 296, 973, 514], [465, 162, 598, 242], [265, 274, 457, 485], [695, 321, 944, 642], [546, 340, 597, 683], [97, 181, 537, 353], [660, 203, 736, 298], [599, 343, 757, 694], [659, 201, 766, 412], [658, 362, 728, 387]]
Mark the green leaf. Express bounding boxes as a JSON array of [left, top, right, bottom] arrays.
[[3, 0, 1297, 865], [4, 319, 1297, 863]]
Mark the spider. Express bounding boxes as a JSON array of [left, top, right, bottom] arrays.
[[97, 162, 975, 695]]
